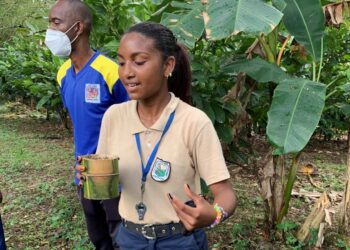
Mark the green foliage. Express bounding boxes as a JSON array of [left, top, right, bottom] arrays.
[[336, 239, 350, 250], [0, 0, 53, 43], [315, 24, 350, 139], [267, 79, 326, 155], [0, 33, 64, 120], [85, 0, 172, 56], [263, 0, 327, 155], [0, 0, 68, 123], [204, 0, 283, 40], [277, 220, 298, 233], [277, 221, 325, 249], [283, 0, 325, 61], [222, 57, 290, 83], [230, 223, 253, 249], [84, 0, 133, 57], [190, 38, 244, 148], [161, 1, 204, 49], [272, 0, 287, 11], [277, 221, 304, 249]]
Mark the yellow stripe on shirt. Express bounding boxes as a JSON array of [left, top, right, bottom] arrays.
[[57, 59, 72, 87], [90, 55, 119, 94]]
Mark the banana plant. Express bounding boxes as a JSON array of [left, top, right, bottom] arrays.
[[136, 0, 349, 232], [208, 0, 326, 229], [155, 0, 327, 232]]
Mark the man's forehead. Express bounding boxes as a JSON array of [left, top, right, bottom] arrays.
[[49, 1, 73, 20]]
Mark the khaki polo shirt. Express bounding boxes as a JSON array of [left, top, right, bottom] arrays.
[[97, 93, 230, 224]]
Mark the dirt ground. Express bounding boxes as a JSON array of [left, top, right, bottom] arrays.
[[209, 134, 350, 249], [1, 102, 350, 249]]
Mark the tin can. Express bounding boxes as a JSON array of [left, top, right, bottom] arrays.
[[81, 154, 119, 200]]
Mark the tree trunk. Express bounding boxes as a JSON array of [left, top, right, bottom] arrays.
[[339, 126, 350, 231], [259, 152, 285, 231], [273, 155, 285, 223], [277, 152, 301, 224]]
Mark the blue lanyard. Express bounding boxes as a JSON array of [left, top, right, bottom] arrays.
[[135, 111, 175, 182]]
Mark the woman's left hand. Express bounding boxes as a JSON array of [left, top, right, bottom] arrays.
[[75, 156, 86, 186], [168, 184, 216, 231]]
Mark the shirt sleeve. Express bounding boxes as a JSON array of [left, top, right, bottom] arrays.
[[192, 121, 230, 186], [56, 60, 71, 109], [111, 79, 129, 103], [57, 76, 67, 109]]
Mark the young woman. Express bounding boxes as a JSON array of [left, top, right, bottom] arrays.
[[86, 22, 237, 249]]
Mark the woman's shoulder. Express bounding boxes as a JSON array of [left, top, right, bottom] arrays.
[[176, 101, 212, 133], [175, 100, 216, 148], [177, 100, 211, 123]]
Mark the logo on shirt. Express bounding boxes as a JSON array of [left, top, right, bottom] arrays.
[[151, 158, 171, 182], [85, 84, 100, 103]]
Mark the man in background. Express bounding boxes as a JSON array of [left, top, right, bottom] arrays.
[[45, 1, 128, 249]]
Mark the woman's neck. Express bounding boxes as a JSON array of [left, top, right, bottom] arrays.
[[137, 92, 171, 128]]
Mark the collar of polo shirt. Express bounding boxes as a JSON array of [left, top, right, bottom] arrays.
[[130, 92, 179, 134]]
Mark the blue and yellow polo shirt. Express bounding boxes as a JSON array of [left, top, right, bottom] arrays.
[[57, 51, 128, 184]]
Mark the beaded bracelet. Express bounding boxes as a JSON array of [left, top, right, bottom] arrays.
[[209, 203, 228, 228]]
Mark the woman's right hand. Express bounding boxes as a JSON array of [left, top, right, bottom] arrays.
[[75, 156, 86, 186]]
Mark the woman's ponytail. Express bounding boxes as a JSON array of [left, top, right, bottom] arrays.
[[168, 44, 191, 104]]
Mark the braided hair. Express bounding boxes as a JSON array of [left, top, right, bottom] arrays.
[[125, 22, 192, 104]]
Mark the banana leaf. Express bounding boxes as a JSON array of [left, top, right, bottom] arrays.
[[161, 1, 204, 49], [204, 0, 283, 40], [283, 0, 325, 61], [222, 57, 290, 83], [267, 79, 326, 155]]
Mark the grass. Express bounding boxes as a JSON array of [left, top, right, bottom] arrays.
[[0, 102, 93, 249], [1, 102, 350, 249]]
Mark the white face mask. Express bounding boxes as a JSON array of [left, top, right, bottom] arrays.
[[44, 22, 79, 58]]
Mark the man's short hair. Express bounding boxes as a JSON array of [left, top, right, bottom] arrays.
[[63, 0, 93, 35]]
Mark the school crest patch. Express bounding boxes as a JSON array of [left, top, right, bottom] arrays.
[[151, 158, 171, 182], [85, 83, 100, 103]]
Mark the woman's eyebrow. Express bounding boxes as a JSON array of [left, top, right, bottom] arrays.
[[117, 52, 149, 59]]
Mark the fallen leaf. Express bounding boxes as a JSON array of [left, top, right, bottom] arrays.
[[298, 163, 318, 176]]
